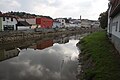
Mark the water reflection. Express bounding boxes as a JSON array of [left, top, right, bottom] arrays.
[[0, 34, 81, 80], [0, 48, 20, 62], [29, 39, 54, 50]]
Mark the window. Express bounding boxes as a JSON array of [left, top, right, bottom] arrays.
[[7, 17, 9, 19], [115, 22, 118, 31], [11, 18, 13, 21], [62, 23, 64, 25], [3, 17, 5, 21], [119, 21, 120, 32], [3, 25, 14, 31]]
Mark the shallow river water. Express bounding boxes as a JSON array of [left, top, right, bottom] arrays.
[[0, 34, 82, 80]]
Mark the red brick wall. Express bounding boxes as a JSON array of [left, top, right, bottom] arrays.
[[36, 17, 53, 28]]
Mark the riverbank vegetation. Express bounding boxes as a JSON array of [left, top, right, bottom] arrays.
[[78, 31, 120, 80]]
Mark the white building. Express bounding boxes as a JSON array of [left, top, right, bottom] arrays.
[[107, 0, 120, 53], [0, 15, 17, 31], [52, 20, 61, 28], [18, 18, 37, 29], [69, 19, 81, 28], [55, 18, 66, 27], [16, 21, 31, 30]]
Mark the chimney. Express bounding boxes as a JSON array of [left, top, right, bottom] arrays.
[[80, 15, 81, 20]]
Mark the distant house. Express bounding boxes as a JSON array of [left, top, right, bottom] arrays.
[[18, 18, 37, 29], [36, 17, 53, 28], [16, 21, 31, 30], [81, 19, 99, 28], [18, 17, 53, 29], [0, 15, 17, 31], [55, 18, 66, 27], [107, 0, 120, 53], [81, 19, 92, 28], [52, 20, 61, 28], [68, 19, 81, 28]]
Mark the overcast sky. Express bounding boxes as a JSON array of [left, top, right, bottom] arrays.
[[0, 0, 109, 20]]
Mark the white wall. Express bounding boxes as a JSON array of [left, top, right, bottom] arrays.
[[17, 26, 31, 30], [2, 17, 17, 31], [52, 22, 61, 28], [56, 18, 66, 27], [111, 12, 120, 39]]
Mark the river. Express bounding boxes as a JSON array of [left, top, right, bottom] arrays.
[[0, 34, 83, 80]]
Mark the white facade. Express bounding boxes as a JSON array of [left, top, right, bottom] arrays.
[[17, 26, 31, 30], [18, 18, 37, 29], [107, 0, 120, 53], [65, 23, 78, 27], [52, 21, 61, 28], [1, 16, 17, 31], [110, 12, 120, 39], [65, 19, 81, 28], [56, 18, 66, 27]]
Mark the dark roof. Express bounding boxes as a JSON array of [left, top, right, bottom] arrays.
[[17, 21, 31, 26], [110, 0, 120, 17]]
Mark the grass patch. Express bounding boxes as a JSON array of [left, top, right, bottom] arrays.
[[79, 31, 120, 80]]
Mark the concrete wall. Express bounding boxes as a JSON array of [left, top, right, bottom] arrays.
[[111, 34, 120, 53]]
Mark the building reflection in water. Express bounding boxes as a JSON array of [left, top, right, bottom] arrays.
[[0, 48, 20, 62], [0, 34, 83, 80], [53, 35, 69, 44], [29, 39, 54, 50], [0, 34, 81, 62]]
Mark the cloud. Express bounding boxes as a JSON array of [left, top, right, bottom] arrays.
[[0, 0, 21, 12], [0, 0, 108, 20]]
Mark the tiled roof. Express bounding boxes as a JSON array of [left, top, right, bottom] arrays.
[[17, 21, 31, 26]]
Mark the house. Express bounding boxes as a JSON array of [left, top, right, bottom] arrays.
[[16, 21, 31, 30], [68, 19, 81, 28], [107, 0, 120, 53], [36, 17, 53, 28], [18, 18, 37, 29], [0, 15, 18, 31], [52, 20, 61, 28], [55, 18, 66, 27], [81, 19, 99, 28]]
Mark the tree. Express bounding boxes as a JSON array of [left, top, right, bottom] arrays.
[[98, 11, 108, 29]]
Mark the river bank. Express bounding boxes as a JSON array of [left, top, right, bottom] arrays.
[[0, 28, 99, 44], [77, 31, 120, 80]]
